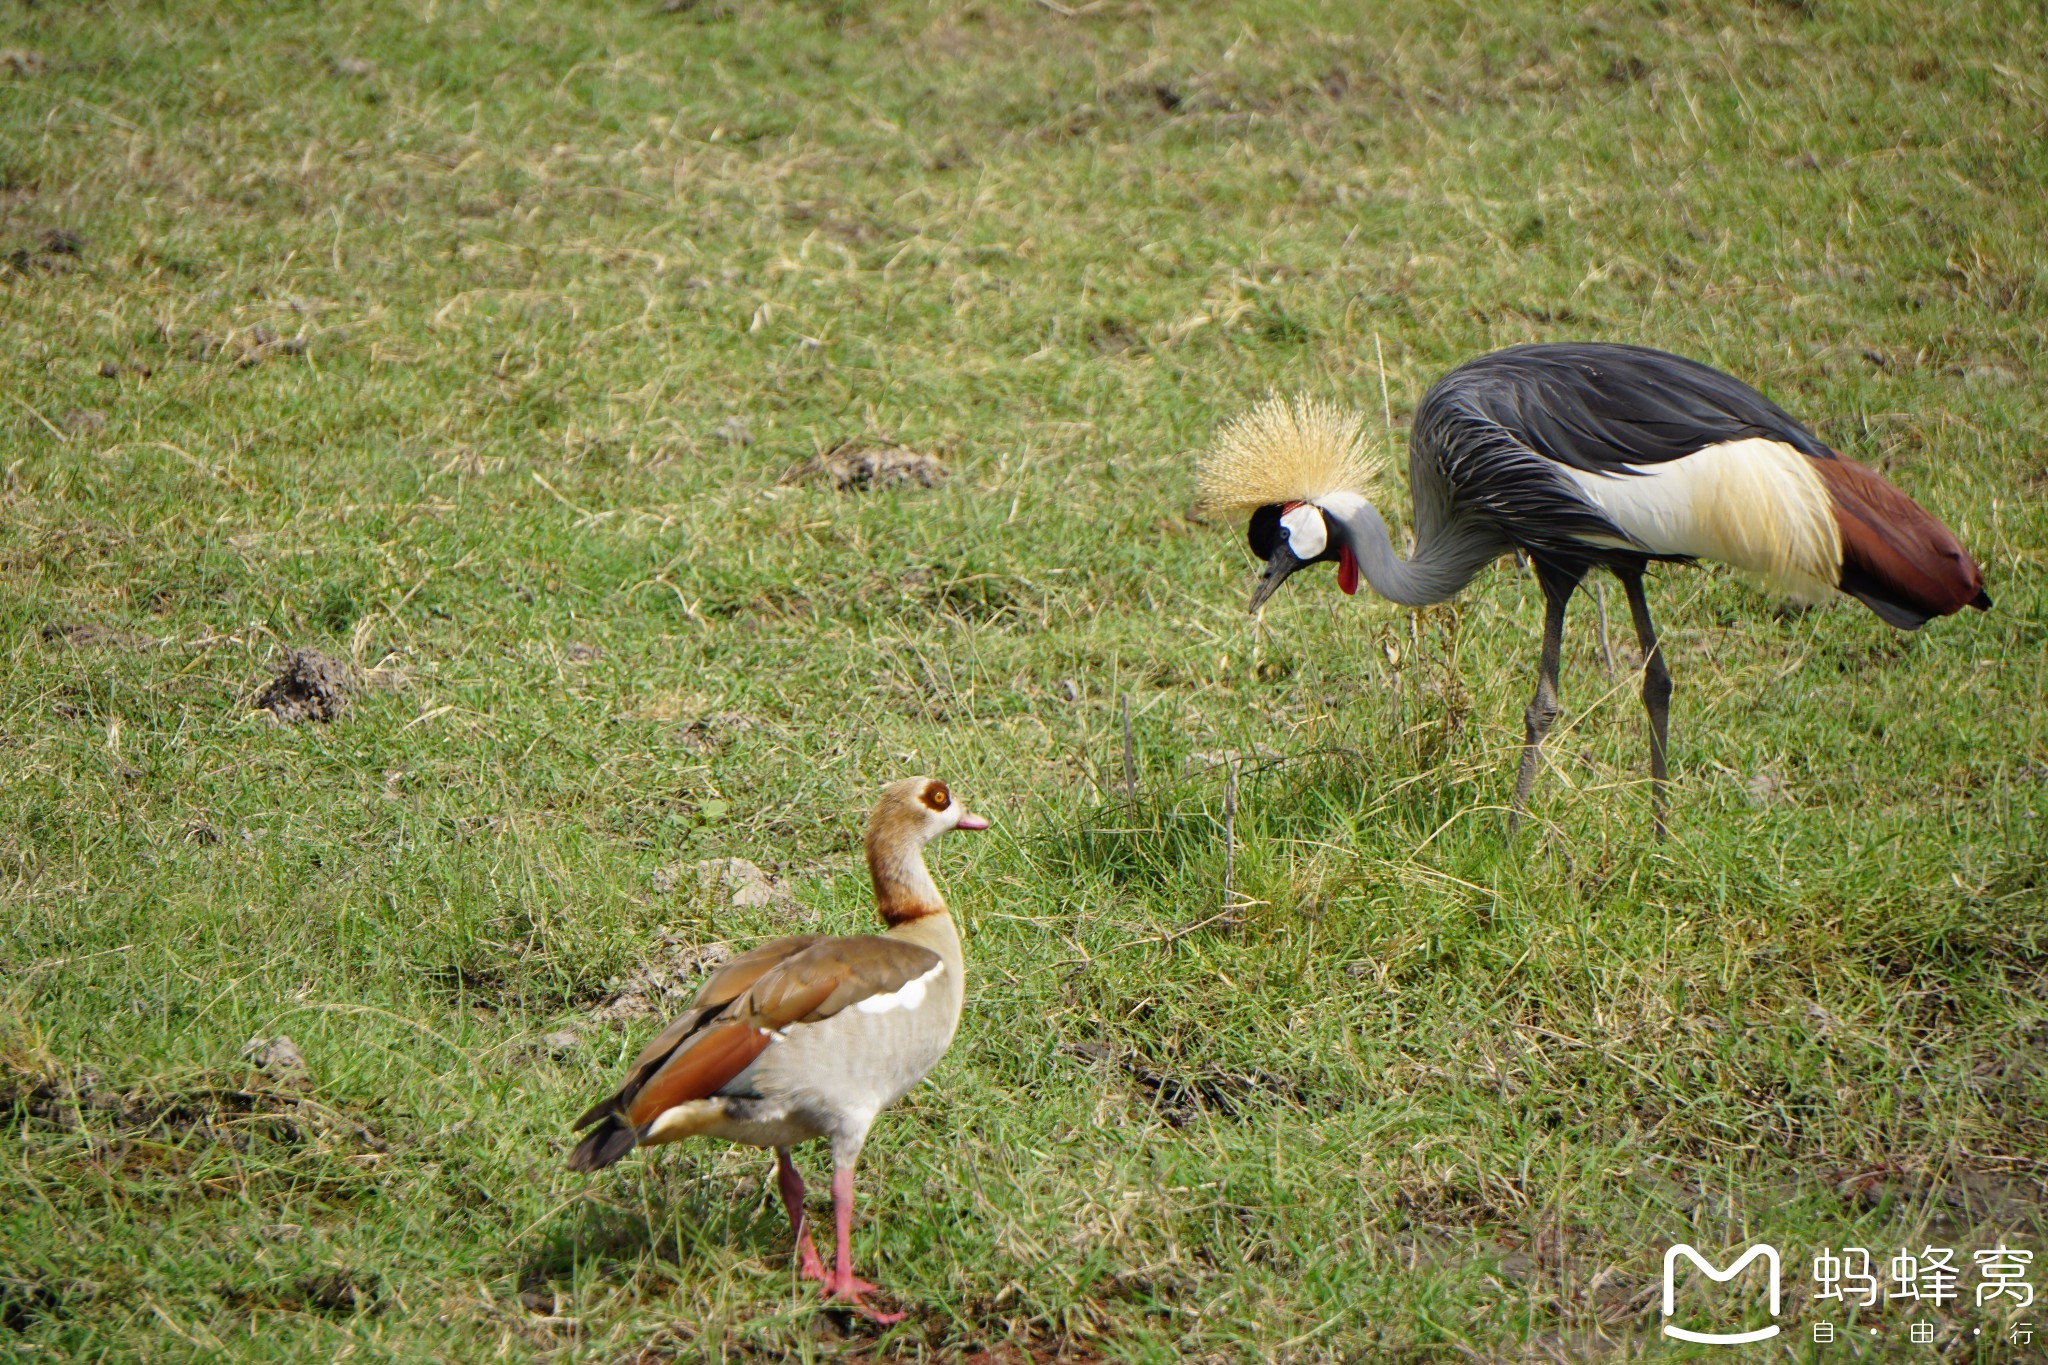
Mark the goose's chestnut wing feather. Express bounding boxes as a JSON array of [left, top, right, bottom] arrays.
[[572, 936, 942, 1135]]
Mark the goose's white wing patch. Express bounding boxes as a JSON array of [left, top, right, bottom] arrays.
[[853, 961, 945, 1015]]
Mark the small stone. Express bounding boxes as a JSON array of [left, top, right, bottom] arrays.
[[241, 1035, 307, 1076], [694, 857, 793, 908], [540, 1030, 581, 1056], [1962, 362, 2021, 388], [1184, 745, 1281, 774]]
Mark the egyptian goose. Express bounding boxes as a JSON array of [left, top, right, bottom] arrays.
[[568, 776, 987, 1322]]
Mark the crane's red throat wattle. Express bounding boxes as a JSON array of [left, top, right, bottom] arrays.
[[1337, 545, 1359, 595]]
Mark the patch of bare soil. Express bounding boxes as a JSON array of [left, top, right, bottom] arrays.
[[1832, 1165, 2048, 1244], [42, 621, 150, 650], [220, 1269, 385, 1318], [652, 857, 796, 909], [4, 228, 84, 276], [1062, 1041, 1335, 1127], [5, 1068, 389, 1166], [169, 322, 312, 368], [588, 933, 735, 1025], [0, 1273, 97, 1334], [255, 648, 353, 724], [785, 439, 946, 491]]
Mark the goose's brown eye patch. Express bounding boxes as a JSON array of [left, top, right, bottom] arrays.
[[921, 782, 950, 812]]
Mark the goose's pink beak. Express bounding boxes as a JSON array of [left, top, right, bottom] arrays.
[[955, 811, 990, 831]]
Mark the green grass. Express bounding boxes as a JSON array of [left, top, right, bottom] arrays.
[[3, 0, 2045, 1358]]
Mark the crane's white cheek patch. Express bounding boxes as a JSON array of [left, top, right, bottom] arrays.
[[1279, 503, 1327, 559], [853, 962, 944, 1015]]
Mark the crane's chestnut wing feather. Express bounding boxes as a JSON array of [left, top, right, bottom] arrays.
[[1812, 457, 1989, 626]]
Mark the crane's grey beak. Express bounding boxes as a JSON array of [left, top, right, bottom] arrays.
[[1247, 544, 1308, 614]]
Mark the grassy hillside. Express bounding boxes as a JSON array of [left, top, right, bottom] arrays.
[[2, 1, 2043, 1358]]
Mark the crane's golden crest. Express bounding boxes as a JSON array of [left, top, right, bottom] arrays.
[[1197, 394, 1387, 517]]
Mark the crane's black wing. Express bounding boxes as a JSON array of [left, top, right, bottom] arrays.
[[1434, 343, 1837, 471], [1410, 342, 1836, 560]]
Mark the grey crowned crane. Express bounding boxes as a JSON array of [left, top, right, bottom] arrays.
[[1199, 342, 1991, 835]]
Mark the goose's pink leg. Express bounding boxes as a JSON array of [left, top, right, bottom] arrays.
[[773, 1149, 828, 1284], [826, 1164, 903, 1323]]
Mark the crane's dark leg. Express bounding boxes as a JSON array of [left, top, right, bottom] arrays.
[[1508, 566, 1582, 833], [1618, 569, 1672, 838]]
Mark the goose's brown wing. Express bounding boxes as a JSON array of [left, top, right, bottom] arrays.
[[571, 936, 940, 1135]]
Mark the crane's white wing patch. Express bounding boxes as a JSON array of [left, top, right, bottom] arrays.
[[853, 961, 945, 1015], [1559, 438, 1841, 600]]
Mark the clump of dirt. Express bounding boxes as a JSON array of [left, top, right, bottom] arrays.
[[588, 933, 735, 1024], [786, 438, 946, 491], [255, 648, 353, 724], [294, 1269, 384, 1316], [0, 50, 43, 77], [675, 710, 755, 754], [220, 1269, 386, 1318]]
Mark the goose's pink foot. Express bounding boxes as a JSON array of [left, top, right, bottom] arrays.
[[827, 1164, 906, 1323], [773, 1149, 830, 1285]]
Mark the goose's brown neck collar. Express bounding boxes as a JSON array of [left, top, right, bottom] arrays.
[[866, 830, 945, 927]]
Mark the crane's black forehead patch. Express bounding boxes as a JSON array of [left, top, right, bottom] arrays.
[[1247, 504, 1283, 561]]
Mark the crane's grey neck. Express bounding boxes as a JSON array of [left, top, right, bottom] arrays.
[[1319, 490, 1506, 606]]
